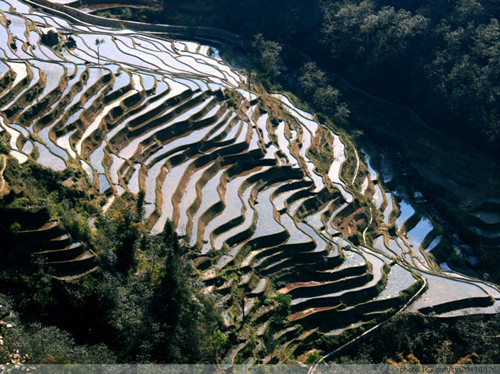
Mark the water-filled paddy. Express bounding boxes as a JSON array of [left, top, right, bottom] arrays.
[[409, 273, 489, 312], [376, 264, 416, 300], [396, 199, 415, 229]]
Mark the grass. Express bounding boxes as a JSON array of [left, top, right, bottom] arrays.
[[0, 154, 103, 242]]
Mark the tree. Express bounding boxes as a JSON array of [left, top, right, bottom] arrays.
[[299, 62, 345, 114], [135, 190, 145, 222], [9, 222, 21, 235], [313, 85, 339, 112], [65, 35, 76, 50], [95, 205, 140, 275], [233, 287, 247, 328], [272, 292, 291, 323], [299, 62, 328, 95], [305, 351, 322, 364], [0, 139, 9, 154], [40, 30, 59, 46], [0, 294, 115, 364], [333, 102, 351, 126], [95, 38, 105, 66], [322, 0, 428, 66], [252, 34, 282, 77], [146, 222, 220, 363], [212, 330, 227, 363]]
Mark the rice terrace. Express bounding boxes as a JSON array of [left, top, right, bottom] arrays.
[[0, 0, 499, 367]]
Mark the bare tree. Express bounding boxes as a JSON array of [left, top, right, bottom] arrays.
[[95, 38, 105, 66]]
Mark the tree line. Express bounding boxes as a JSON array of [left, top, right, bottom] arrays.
[[0, 156, 225, 364], [156, 0, 500, 161]]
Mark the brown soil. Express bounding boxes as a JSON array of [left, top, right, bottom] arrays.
[[81, 4, 153, 12], [289, 305, 337, 322], [279, 280, 330, 294], [333, 206, 367, 238], [0, 154, 7, 194]]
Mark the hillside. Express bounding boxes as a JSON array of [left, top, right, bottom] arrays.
[[0, 0, 499, 365], [156, 0, 500, 162]]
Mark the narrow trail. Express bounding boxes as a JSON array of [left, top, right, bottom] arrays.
[[79, 4, 153, 13], [0, 154, 7, 194], [309, 276, 428, 372], [362, 206, 372, 245], [351, 146, 359, 185]]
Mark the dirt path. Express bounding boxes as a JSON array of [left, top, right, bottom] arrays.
[[351, 146, 359, 185], [309, 275, 428, 371], [362, 206, 372, 245], [0, 154, 7, 194], [79, 4, 153, 13]]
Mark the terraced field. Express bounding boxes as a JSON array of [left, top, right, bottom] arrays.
[[0, 0, 499, 364]]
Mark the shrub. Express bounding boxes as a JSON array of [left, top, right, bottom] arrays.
[[9, 222, 21, 235], [305, 351, 323, 364], [0, 140, 10, 155]]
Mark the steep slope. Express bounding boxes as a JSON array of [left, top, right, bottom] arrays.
[[0, 0, 499, 364]]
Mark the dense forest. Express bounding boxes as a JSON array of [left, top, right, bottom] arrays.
[[151, 0, 500, 162], [0, 158, 224, 364], [334, 312, 500, 365]]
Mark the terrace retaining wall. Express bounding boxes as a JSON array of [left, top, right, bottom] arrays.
[[28, 0, 241, 45], [419, 296, 495, 315], [68, 0, 152, 7], [287, 273, 374, 299]]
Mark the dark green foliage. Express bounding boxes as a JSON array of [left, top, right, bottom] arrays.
[[0, 162, 221, 364], [322, 1, 429, 66], [320, 0, 500, 158], [299, 62, 345, 115], [79, 215, 222, 363], [0, 160, 96, 244], [212, 330, 228, 361], [348, 234, 360, 246], [0, 294, 115, 364], [135, 189, 145, 222], [8, 221, 21, 235], [335, 312, 500, 364], [158, 0, 500, 160], [305, 351, 323, 364], [0, 139, 9, 154], [272, 293, 291, 323], [64, 35, 76, 49], [0, 214, 222, 364], [225, 88, 243, 108], [40, 30, 59, 47], [252, 34, 283, 78], [0, 266, 52, 322]]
